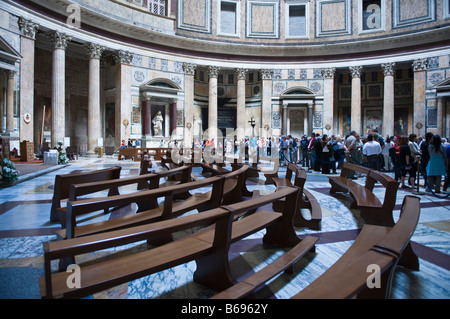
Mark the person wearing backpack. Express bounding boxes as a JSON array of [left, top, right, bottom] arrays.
[[300, 135, 308, 166]]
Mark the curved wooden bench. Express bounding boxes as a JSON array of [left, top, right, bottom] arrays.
[[50, 166, 122, 223], [329, 162, 399, 227], [272, 163, 322, 230], [39, 187, 304, 299], [293, 195, 421, 299]]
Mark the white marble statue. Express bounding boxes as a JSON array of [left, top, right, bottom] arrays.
[[152, 111, 164, 136]]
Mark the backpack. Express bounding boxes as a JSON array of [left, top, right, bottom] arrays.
[[301, 139, 308, 150]]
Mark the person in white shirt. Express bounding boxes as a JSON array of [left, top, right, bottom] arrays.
[[381, 136, 394, 171], [363, 133, 382, 170]]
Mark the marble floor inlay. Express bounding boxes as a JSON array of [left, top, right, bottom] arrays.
[[0, 157, 449, 299]]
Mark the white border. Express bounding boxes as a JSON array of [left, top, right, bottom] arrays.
[[285, 1, 310, 39], [217, 0, 241, 38], [358, 0, 386, 34]]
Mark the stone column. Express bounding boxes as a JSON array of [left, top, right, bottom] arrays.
[[18, 17, 39, 143], [183, 63, 196, 145], [412, 59, 428, 136], [0, 75, 3, 133], [381, 63, 396, 137], [85, 43, 104, 156], [113, 50, 133, 149], [50, 31, 71, 147], [235, 68, 247, 141], [349, 66, 362, 134], [437, 96, 444, 136], [282, 102, 288, 136], [169, 98, 177, 136], [207, 66, 220, 141], [261, 69, 274, 138], [322, 68, 336, 134], [5, 70, 16, 133]]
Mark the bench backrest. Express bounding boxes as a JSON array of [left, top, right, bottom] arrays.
[[341, 162, 370, 177], [366, 170, 400, 210], [50, 166, 122, 220], [65, 175, 226, 238], [292, 195, 420, 299]]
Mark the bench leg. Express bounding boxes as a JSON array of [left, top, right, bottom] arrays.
[[263, 222, 301, 247], [194, 252, 235, 291], [360, 207, 395, 227], [329, 180, 349, 194], [397, 242, 420, 271]]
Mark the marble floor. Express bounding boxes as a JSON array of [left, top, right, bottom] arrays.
[[0, 157, 449, 299]]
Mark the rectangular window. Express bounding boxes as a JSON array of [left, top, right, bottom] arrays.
[[124, 0, 166, 16], [445, 0, 450, 19], [218, 0, 240, 37], [359, 0, 384, 33], [285, 2, 309, 39]]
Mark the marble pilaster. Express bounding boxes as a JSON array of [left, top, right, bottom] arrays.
[[18, 17, 39, 143], [261, 69, 273, 138], [50, 31, 71, 147], [322, 68, 336, 134], [382, 63, 396, 137], [86, 43, 104, 156], [282, 102, 288, 136], [114, 50, 133, 149], [183, 63, 196, 145], [169, 98, 177, 136], [436, 96, 444, 136], [413, 59, 428, 136], [5, 70, 16, 133], [235, 68, 247, 141]]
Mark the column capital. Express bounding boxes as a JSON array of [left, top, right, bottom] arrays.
[[260, 69, 274, 80], [235, 68, 248, 80], [308, 102, 314, 109], [208, 66, 220, 78], [381, 62, 396, 76], [169, 98, 178, 104], [85, 43, 105, 59], [50, 31, 72, 50], [349, 66, 363, 78], [412, 59, 428, 72], [183, 63, 197, 75], [321, 67, 336, 79], [114, 50, 133, 65], [18, 17, 39, 40], [7, 70, 17, 79]]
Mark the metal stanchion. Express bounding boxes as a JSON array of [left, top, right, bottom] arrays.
[[412, 157, 424, 195], [306, 150, 311, 172]]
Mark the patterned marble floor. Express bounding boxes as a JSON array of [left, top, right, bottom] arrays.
[[0, 157, 449, 299]]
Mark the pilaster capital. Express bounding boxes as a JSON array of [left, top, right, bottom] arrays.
[[85, 43, 105, 59], [208, 66, 220, 78], [321, 68, 336, 79], [113, 50, 133, 65], [183, 63, 197, 76], [235, 68, 248, 80], [349, 66, 363, 78], [412, 59, 428, 72], [50, 31, 71, 50], [18, 17, 39, 40], [381, 62, 396, 76], [260, 69, 274, 80], [169, 98, 178, 104]]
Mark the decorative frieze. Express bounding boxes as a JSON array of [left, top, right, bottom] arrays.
[[85, 43, 105, 59], [18, 17, 39, 40], [349, 66, 363, 78], [114, 50, 133, 65], [183, 63, 197, 75], [381, 62, 396, 76], [50, 31, 71, 50], [412, 59, 428, 72]]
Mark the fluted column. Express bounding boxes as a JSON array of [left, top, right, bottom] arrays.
[[19, 17, 39, 143], [349, 66, 362, 134], [183, 63, 196, 145], [413, 59, 428, 136], [85, 43, 104, 156], [50, 31, 71, 147], [207, 66, 220, 141], [235, 68, 247, 141], [5, 70, 16, 133], [261, 69, 274, 138], [322, 68, 336, 134], [381, 63, 396, 137], [114, 50, 133, 148]]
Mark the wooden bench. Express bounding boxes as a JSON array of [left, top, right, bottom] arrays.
[[57, 174, 225, 242], [39, 187, 308, 299], [292, 195, 421, 299], [329, 162, 400, 227], [50, 166, 122, 223], [272, 163, 322, 230], [118, 148, 137, 160], [56, 165, 193, 227]]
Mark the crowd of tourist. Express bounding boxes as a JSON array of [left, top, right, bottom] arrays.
[[274, 130, 449, 194]]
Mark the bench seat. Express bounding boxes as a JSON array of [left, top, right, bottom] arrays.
[[329, 175, 382, 208]]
